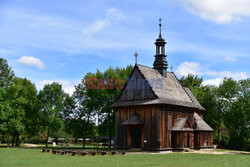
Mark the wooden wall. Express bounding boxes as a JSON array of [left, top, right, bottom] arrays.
[[116, 106, 160, 150], [194, 132, 213, 148], [115, 105, 212, 150], [171, 132, 194, 148], [158, 106, 194, 149]]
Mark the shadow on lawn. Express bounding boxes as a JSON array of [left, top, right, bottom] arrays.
[[0, 145, 114, 151]]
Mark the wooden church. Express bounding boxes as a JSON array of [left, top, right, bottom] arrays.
[[112, 20, 213, 150]]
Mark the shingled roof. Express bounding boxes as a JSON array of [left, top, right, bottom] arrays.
[[184, 87, 205, 110], [194, 112, 214, 131], [112, 64, 205, 110], [171, 118, 193, 131], [171, 113, 214, 132]]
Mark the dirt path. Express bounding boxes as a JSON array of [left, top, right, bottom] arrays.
[[190, 150, 250, 155], [22, 143, 40, 147], [127, 149, 250, 155]]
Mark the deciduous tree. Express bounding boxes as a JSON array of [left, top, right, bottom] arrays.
[[38, 82, 65, 147]]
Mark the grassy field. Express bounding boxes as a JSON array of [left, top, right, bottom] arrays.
[[0, 148, 249, 167]]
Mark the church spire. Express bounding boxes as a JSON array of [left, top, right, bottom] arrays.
[[153, 18, 168, 77], [159, 18, 162, 38]]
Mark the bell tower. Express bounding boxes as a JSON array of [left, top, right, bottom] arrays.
[[153, 18, 168, 77]]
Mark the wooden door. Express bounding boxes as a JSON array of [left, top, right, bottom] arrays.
[[187, 133, 190, 148], [131, 127, 141, 148]]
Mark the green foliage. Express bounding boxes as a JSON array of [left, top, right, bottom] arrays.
[[179, 74, 203, 90], [38, 82, 65, 147], [0, 87, 12, 133], [63, 93, 97, 147], [0, 58, 15, 88], [84, 65, 133, 138], [0, 77, 39, 146], [223, 79, 250, 149], [64, 65, 133, 148], [180, 74, 250, 150]]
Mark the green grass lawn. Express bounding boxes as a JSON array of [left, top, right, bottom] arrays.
[[0, 148, 249, 167]]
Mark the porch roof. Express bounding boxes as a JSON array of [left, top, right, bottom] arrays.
[[121, 112, 144, 126], [194, 112, 214, 131], [171, 118, 193, 131]]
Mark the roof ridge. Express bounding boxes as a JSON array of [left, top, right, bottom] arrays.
[[194, 112, 214, 131], [136, 64, 152, 69], [183, 87, 195, 104], [171, 72, 196, 104]]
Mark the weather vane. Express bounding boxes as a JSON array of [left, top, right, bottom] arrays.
[[134, 52, 138, 64]]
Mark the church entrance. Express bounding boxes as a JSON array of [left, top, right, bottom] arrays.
[[121, 112, 144, 149], [187, 133, 190, 148], [131, 127, 141, 148]]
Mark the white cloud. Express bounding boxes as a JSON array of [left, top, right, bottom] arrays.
[[37, 79, 79, 95], [178, 0, 250, 23], [82, 20, 107, 35], [176, 61, 248, 86], [224, 56, 237, 62], [82, 8, 126, 35], [175, 61, 202, 77], [17, 56, 45, 69], [105, 8, 126, 21], [206, 71, 247, 80], [202, 78, 223, 86]]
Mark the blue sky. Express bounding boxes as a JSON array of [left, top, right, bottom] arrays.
[[1, 0, 249, 94]]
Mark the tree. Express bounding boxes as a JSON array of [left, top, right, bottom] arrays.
[[0, 58, 15, 146], [217, 78, 240, 113], [0, 86, 12, 145], [6, 78, 39, 146], [83, 65, 133, 148], [179, 74, 203, 91], [223, 79, 250, 149], [215, 78, 239, 144], [38, 82, 65, 147], [62, 94, 76, 138], [21, 79, 40, 140], [73, 81, 97, 148], [62, 94, 95, 146], [0, 58, 15, 88]]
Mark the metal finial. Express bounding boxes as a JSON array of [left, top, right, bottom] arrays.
[[134, 52, 138, 64], [159, 18, 162, 38], [170, 65, 173, 72]]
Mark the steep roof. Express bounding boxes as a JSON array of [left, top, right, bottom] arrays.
[[194, 112, 213, 131], [183, 87, 205, 110], [171, 113, 214, 132], [171, 118, 193, 131], [112, 64, 205, 110]]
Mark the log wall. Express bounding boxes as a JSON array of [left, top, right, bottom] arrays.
[[116, 106, 160, 150], [115, 105, 212, 150]]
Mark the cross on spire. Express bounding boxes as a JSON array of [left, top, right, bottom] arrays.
[[159, 18, 162, 38], [134, 52, 138, 64], [170, 65, 173, 72]]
